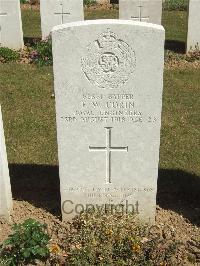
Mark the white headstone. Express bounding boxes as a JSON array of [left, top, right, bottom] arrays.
[[52, 20, 165, 223], [187, 0, 200, 52], [40, 0, 84, 40], [119, 0, 162, 25], [0, 106, 12, 220], [0, 0, 24, 50]]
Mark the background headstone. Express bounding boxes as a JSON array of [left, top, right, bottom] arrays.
[[40, 0, 84, 40], [52, 20, 165, 223], [119, 0, 162, 25], [0, 0, 24, 50], [0, 106, 12, 220], [187, 0, 200, 52]]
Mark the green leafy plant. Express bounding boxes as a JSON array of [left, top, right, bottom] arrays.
[[0, 219, 50, 265], [163, 0, 189, 11], [84, 0, 96, 6], [20, 0, 28, 3], [30, 38, 53, 66], [0, 47, 19, 63]]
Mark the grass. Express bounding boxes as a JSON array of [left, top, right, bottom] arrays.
[[85, 9, 118, 20], [162, 10, 188, 43], [0, 63, 57, 165], [21, 9, 41, 38], [21, 8, 188, 45], [160, 69, 200, 175], [0, 63, 199, 178]]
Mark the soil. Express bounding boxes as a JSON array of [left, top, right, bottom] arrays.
[[21, 3, 40, 11], [165, 59, 200, 70], [0, 199, 199, 265], [20, 3, 118, 11], [84, 3, 118, 11]]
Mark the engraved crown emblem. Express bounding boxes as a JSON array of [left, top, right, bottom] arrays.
[[81, 28, 136, 90], [97, 29, 118, 48]]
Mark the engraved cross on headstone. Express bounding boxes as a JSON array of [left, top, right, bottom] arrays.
[[0, 11, 7, 46], [89, 127, 128, 184], [131, 0, 149, 22], [54, 2, 70, 24]]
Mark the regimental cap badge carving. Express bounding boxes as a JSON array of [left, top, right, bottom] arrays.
[[81, 28, 136, 90]]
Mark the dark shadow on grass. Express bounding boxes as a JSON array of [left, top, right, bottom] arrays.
[[157, 169, 200, 226], [9, 164, 61, 218], [110, 0, 119, 3], [165, 40, 186, 53], [9, 164, 200, 226], [24, 37, 41, 46]]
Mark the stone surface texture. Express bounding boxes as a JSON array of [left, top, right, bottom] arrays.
[[52, 20, 165, 223], [40, 0, 84, 40], [187, 0, 200, 52], [119, 0, 162, 25], [0, 0, 24, 50], [0, 106, 12, 220]]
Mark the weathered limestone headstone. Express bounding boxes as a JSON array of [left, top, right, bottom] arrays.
[[0, 0, 24, 50], [0, 106, 12, 220], [40, 0, 84, 40], [187, 0, 200, 52], [52, 20, 165, 223], [119, 0, 162, 25]]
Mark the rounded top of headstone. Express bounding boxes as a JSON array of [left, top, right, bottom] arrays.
[[51, 19, 165, 34]]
